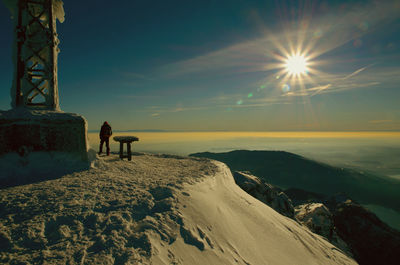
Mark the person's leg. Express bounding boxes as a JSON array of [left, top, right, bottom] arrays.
[[106, 138, 110, 155], [99, 139, 104, 154]]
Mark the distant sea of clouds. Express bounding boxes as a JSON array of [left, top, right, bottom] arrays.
[[89, 131, 400, 230], [88, 131, 400, 179]]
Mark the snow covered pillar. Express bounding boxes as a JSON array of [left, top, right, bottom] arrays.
[[0, 0, 90, 173]]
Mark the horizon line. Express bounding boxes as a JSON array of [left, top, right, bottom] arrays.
[[87, 129, 400, 133]]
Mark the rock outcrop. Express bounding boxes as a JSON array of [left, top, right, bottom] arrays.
[[233, 171, 295, 218], [288, 191, 400, 265], [232, 171, 355, 256], [331, 200, 400, 265], [294, 203, 351, 256]]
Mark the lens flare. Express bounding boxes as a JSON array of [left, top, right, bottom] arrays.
[[282, 84, 290, 93], [285, 54, 309, 76]]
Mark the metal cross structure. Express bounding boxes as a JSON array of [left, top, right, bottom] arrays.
[[1, 0, 89, 164], [14, 0, 60, 110]]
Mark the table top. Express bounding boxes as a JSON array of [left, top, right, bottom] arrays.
[[113, 136, 139, 142]]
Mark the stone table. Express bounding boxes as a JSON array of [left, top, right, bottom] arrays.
[[113, 136, 139, 161]]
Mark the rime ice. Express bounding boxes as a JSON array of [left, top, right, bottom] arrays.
[[3, 0, 65, 109], [0, 0, 89, 170]]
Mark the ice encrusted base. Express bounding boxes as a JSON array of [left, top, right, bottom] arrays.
[[0, 108, 88, 160]]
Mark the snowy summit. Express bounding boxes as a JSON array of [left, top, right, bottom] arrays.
[[0, 153, 356, 264]]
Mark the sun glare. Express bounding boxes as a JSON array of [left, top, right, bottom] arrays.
[[285, 54, 308, 76]]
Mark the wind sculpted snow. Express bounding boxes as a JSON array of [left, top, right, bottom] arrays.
[[0, 153, 356, 264]]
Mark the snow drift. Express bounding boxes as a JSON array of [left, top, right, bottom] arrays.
[[0, 154, 356, 264]]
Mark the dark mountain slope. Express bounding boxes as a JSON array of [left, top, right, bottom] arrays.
[[190, 150, 400, 212]]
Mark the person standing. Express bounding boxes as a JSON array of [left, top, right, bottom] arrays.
[[99, 121, 112, 155]]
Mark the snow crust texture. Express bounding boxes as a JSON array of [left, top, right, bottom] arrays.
[[0, 154, 216, 264], [0, 154, 356, 264], [164, 162, 356, 265]]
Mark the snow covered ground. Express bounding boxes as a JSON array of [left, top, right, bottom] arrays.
[[0, 153, 356, 264]]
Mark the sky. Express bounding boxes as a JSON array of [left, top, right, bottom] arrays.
[[1, 0, 400, 131]]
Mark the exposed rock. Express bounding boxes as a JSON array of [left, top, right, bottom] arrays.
[[233, 171, 294, 218], [232, 172, 354, 257], [294, 203, 352, 256], [295, 203, 334, 236], [332, 200, 400, 265], [292, 193, 400, 265]]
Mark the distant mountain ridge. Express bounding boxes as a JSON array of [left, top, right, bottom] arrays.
[[87, 129, 168, 133], [190, 150, 400, 212]]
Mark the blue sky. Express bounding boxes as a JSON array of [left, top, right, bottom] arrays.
[[1, 0, 400, 131]]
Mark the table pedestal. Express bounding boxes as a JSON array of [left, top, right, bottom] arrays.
[[113, 136, 139, 161], [119, 142, 132, 160]]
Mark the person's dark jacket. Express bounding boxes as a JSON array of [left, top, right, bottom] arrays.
[[100, 122, 112, 140]]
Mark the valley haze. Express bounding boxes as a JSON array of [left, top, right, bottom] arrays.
[[1, 0, 400, 264], [88, 131, 400, 231]]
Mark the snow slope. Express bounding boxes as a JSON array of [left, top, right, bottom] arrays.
[[0, 153, 356, 264]]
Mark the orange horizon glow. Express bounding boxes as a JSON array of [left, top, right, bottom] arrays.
[[88, 131, 400, 144]]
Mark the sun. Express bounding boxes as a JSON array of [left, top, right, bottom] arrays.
[[285, 54, 309, 76]]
